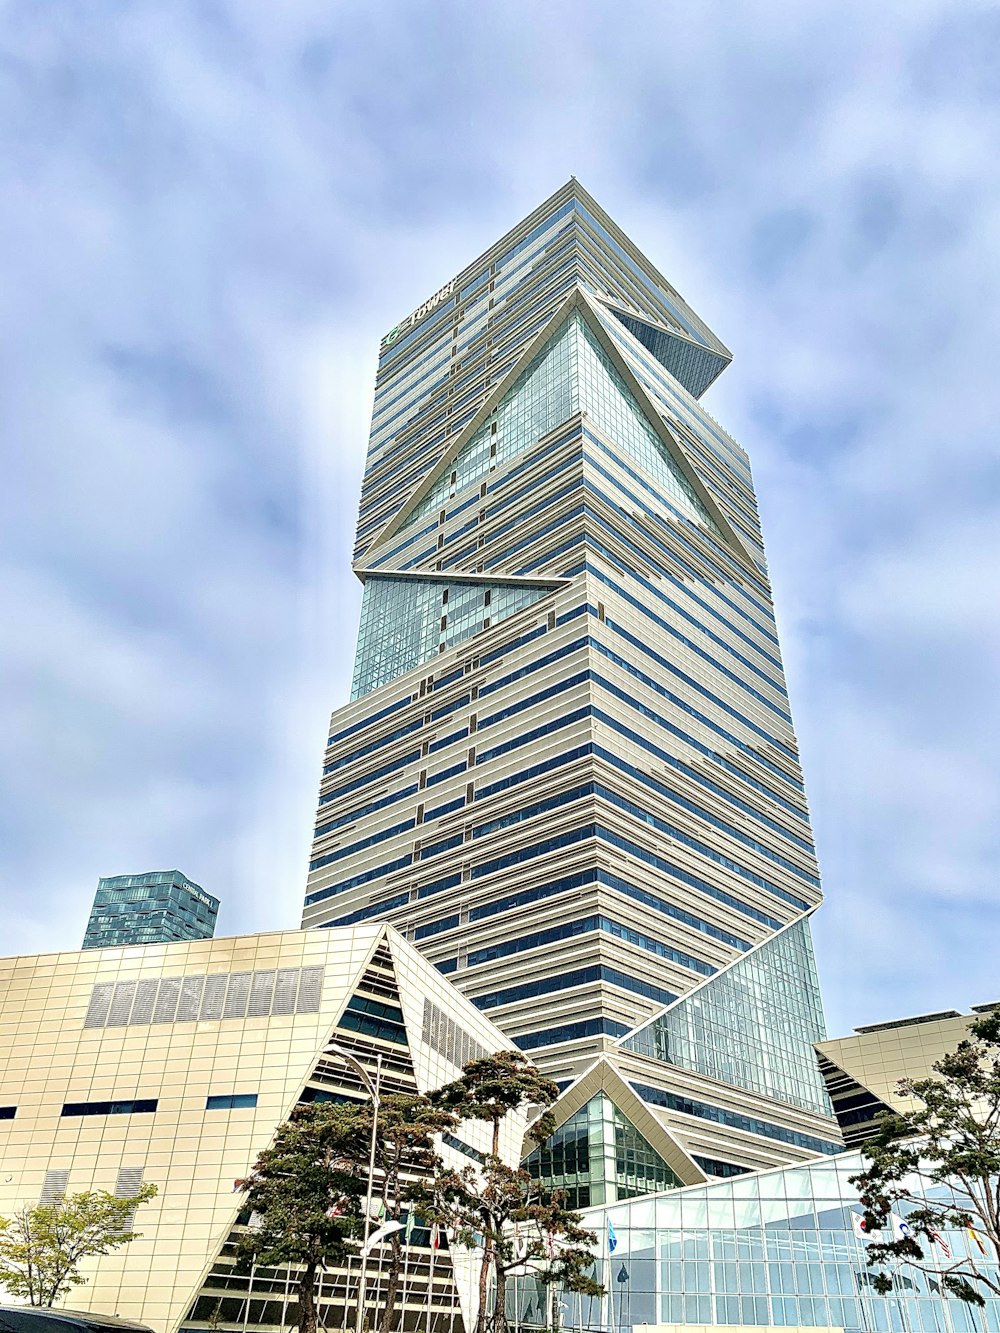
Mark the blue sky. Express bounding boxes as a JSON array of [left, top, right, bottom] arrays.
[[1, 0, 998, 1037]]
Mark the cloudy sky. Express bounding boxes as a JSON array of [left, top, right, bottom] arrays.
[[2, 0, 998, 1036]]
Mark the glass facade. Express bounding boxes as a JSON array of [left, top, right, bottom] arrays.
[[351, 574, 550, 698], [82, 870, 218, 949], [622, 917, 833, 1116], [311, 179, 836, 1175], [523, 1093, 682, 1208], [516, 1149, 1000, 1333], [398, 310, 716, 541]]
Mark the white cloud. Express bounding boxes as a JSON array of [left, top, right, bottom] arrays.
[[1, 0, 998, 1034]]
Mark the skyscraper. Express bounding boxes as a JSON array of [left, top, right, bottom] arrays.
[[83, 869, 219, 949], [304, 180, 841, 1187]]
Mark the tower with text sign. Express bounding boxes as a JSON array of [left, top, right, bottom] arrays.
[[304, 180, 842, 1193]]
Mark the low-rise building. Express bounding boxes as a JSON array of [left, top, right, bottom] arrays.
[[0, 924, 519, 1333]]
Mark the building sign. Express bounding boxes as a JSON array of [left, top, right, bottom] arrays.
[[381, 277, 456, 351]]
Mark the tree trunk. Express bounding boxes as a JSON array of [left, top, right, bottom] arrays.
[[297, 1260, 319, 1333], [476, 1236, 492, 1333], [493, 1264, 508, 1333], [379, 1232, 403, 1333]]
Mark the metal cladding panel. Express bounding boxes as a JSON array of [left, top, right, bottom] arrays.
[[0, 925, 519, 1333], [306, 183, 836, 1174]]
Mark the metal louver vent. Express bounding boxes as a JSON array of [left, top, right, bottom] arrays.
[[83, 984, 114, 1029], [40, 1169, 70, 1204], [176, 975, 205, 1022], [200, 974, 227, 1020], [130, 979, 159, 1025], [81, 965, 325, 1030], [248, 970, 276, 1017], [273, 968, 299, 1014], [223, 973, 252, 1019], [296, 967, 325, 1012], [421, 998, 488, 1069], [106, 981, 137, 1027], [153, 977, 182, 1024], [114, 1167, 145, 1233]]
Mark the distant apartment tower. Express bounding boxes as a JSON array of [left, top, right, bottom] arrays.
[[82, 870, 219, 949]]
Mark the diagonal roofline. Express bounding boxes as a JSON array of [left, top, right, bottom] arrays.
[[362, 286, 756, 569], [378, 178, 732, 369], [613, 908, 819, 1052], [524, 1054, 708, 1188]]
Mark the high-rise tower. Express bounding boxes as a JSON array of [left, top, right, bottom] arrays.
[[304, 181, 842, 1188], [83, 869, 218, 949]]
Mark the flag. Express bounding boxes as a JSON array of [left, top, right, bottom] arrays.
[[359, 1220, 405, 1258], [608, 1221, 618, 1253], [325, 1195, 348, 1220], [890, 1214, 911, 1240], [929, 1228, 951, 1259], [967, 1226, 987, 1257], [851, 1212, 875, 1240], [616, 1264, 629, 1284], [430, 1223, 441, 1250]]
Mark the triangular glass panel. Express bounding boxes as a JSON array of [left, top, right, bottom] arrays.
[[523, 1092, 682, 1207], [351, 575, 551, 698], [400, 316, 578, 530], [609, 306, 729, 398], [395, 309, 721, 539], [621, 918, 833, 1116], [574, 314, 720, 534]]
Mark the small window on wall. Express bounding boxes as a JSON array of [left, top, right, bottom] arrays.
[[0, 1106, 16, 1120], [206, 1094, 258, 1111]]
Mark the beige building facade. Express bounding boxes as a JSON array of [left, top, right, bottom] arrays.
[[0, 925, 520, 1333], [816, 1003, 998, 1146]]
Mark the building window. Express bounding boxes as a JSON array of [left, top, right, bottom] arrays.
[[0, 1107, 16, 1121], [61, 1099, 158, 1117], [206, 1094, 259, 1111]]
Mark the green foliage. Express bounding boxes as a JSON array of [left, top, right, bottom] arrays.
[[430, 1050, 560, 1156], [236, 1094, 456, 1333], [850, 1009, 1000, 1305], [0, 1185, 157, 1307], [355, 1093, 457, 1333], [236, 1100, 366, 1333], [426, 1051, 601, 1333]]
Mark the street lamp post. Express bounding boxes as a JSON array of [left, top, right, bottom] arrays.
[[325, 1042, 383, 1333]]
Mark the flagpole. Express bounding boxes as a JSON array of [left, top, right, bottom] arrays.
[[606, 1221, 616, 1333], [425, 1225, 436, 1333]]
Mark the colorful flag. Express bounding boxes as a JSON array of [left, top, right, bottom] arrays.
[[325, 1195, 348, 1220], [430, 1223, 441, 1250], [929, 1228, 951, 1259], [359, 1220, 405, 1258], [967, 1226, 987, 1256], [608, 1221, 618, 1253], [851, 1212, 874, 1240], [890, 1214, 911, 1240]]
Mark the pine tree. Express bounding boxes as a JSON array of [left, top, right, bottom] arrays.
[[850, 1009, 1000, 1305], [428, 1051, 603, 1333], [235, 1102, 367, 1333]]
